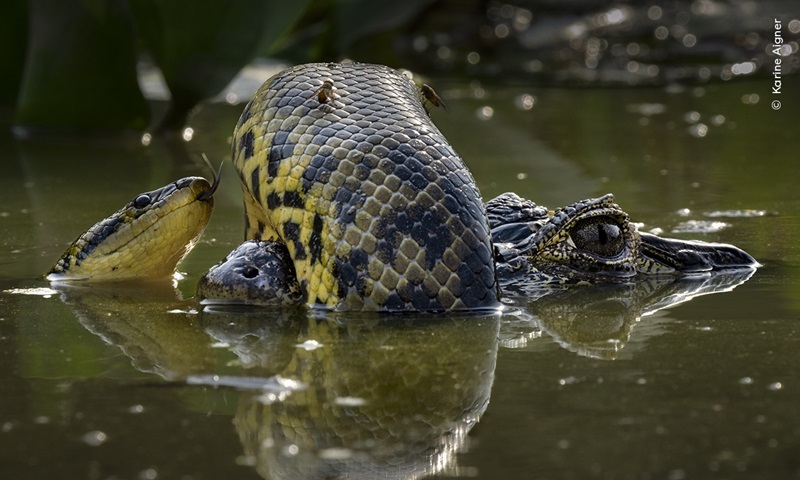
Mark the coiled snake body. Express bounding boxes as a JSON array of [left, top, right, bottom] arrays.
[[227, 63, 498, 311]]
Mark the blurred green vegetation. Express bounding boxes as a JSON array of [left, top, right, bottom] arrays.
[[128, 0, 310, 131], [3, 0, 797, 132], [0, 1, 27, 114], [15, 0, 148, 130], [5, 0, 436, 132], [10, 0, 311, 131]]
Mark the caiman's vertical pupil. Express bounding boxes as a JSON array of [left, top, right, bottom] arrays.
[[598, 224, 608, 245]]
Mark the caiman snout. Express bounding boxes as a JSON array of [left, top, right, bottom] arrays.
[[638, 232, 759, 274]]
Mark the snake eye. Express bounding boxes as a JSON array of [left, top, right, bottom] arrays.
[[134, 194, 151, 209], [570, 217, 625, 258]]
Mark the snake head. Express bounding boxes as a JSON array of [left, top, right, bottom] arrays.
[[48, 176, 215, 281]]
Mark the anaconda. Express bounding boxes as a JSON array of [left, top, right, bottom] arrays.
[[49, 176, 217, 281], [48, 62, 758, 311]]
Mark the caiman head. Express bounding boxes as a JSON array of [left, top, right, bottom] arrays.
[[488, 192, 758, 285]]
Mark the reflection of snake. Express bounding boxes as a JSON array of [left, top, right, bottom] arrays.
[[48, 62, 757, 311], [217, 314, 500, 479]]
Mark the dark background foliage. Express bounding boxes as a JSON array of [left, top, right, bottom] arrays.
[[2, 0, 797, 131]]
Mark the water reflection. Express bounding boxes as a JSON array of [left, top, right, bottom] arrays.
[[51, 282, 216, 380], [51, 284, 499, 479], [47, 264, 757, 478], [502, 270, 755, 360], [211, 310, 498, 480]]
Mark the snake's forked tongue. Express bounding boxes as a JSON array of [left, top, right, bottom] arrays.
[[198, 160, 224, 201]]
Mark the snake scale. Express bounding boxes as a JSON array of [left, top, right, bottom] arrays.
[[230, 62, 498, 311]]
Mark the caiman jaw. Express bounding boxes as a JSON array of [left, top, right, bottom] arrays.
[[636, 232, 759, 274]]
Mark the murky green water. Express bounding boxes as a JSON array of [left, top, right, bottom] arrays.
[[2, 78, 799, 479]]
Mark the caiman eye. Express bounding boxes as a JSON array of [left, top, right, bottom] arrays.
[[571, 217, 625, 258], [133, 194, 151, 209]]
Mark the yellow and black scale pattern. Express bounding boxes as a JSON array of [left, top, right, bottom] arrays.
[[232, 62, 498, 311]]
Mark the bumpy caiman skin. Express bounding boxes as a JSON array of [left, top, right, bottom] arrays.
[[487, 192, 758, 287], [228, 62, 497, 311]]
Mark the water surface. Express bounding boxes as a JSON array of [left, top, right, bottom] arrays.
[[1, 78, 799, 479]]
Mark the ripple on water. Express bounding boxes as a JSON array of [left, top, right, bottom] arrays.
[[476, 106, 494, 120], [3, 287, 59, 298], [295, 339, 324, 351], [139, 468, 158, 480], [185, 374, 306, 395], [318, 447, 354, 460], [688, 123, 708, 138], [704, 209, 770, 218], [626, 103, 665, 116], [82, 430, 108, 447], [671, 220, 729, 234], [768, 382, 783, 391], [334, 396, 367, 407]]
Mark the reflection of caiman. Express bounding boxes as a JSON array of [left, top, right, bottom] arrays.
[[48, 62, 757, 311], [500, 268, 755, 360]]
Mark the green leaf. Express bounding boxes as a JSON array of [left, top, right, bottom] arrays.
[[15, 0, 149, 130], [129, 0, 311, 131], [0, 0, 28, 112]]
